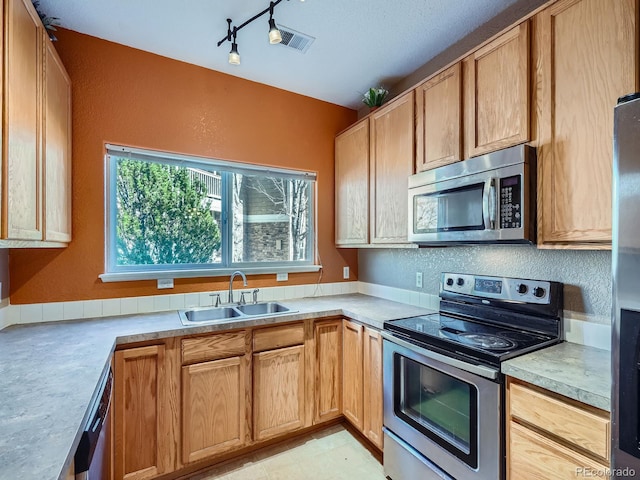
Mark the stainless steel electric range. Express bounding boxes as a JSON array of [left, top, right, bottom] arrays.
[[381, 272, 563, 480]]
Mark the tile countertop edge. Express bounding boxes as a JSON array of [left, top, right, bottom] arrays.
[[501, 342, 611, 412]]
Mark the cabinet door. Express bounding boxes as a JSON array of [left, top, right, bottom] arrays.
[[4, 0, 43, 240], [535, 0, 638, 246], [415, 63, 463, 172], [314, 320, 342, 423], [43, 39, 72, 242], [335, 120, 369, 245], [363, 327, 383, 449], [509, 422, 609, 479], [114, 345, 169, 480], [342, 320, 363, 430], [370, 91, 414, 244], [253, 344, 305, 441], [182, 356, 246, 464], [464, 22, 530, 158]]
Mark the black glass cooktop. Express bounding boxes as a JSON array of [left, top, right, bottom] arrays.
[[384, 313, 558, 368]]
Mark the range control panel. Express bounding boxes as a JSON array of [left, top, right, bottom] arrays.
[[441, 272, 551, 304]]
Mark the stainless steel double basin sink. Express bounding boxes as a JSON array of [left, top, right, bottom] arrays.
[[178, 301, 296, 326]]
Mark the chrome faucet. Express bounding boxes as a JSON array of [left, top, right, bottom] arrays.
[[228, 271, 247, 304]]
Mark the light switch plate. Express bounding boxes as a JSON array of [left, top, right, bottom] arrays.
[[343, 266, 350, 279], [416, 272, 423, 288]]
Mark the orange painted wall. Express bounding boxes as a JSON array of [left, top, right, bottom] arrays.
[[9, 29, 358, 304]]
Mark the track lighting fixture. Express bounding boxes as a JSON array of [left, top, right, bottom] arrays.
[[217, 0, 291, 64], [268, 3, 282, 44], [229, 33, 240, 65]]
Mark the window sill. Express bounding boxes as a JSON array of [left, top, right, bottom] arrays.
[[99, 265, 322, 283]]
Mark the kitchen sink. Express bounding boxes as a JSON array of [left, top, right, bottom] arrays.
[[183, 306, 242, 323], [179, 302, 296, 326], [235, 302, 291, 316]]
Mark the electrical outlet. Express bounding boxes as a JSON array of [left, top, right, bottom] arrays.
[[416, 272, 423, 289], [157, 278, 174, 289], [276, 272, 288, 282], [343, 266, 350, 279]]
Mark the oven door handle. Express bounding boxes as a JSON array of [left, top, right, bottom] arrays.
[[380, 330, 499, 380]]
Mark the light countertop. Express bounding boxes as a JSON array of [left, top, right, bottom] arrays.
[[501, 342, 611, 411], [0, 293, 613, 480], [0, 294, 430, 480]]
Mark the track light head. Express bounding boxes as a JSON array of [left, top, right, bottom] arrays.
[[268, 18, 282, 44], [228, 42, 240, 65], [228, 28, 240, 65]]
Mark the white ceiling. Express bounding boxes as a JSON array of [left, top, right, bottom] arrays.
[[37, 0, 522, 110]]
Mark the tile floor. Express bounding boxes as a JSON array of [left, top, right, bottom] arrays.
[[189, 424, 386, 480]]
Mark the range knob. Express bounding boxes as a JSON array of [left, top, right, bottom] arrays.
[[516, 284, 528, 294], [446, 278, 454, 286], [532, 287, 546, 298], [456, 278, 465, 286]]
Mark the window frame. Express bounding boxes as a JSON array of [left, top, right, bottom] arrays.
[[100, 144, 319, 282]]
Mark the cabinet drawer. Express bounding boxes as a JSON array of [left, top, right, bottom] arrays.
[[182, 331, 246, 364], [509, 381, 610, 461], [253, 323, 304, 353], [509, 421, 609, 479]]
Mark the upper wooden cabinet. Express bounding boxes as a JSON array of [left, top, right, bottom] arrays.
[[4, 0, 42, 240], [535, 0, 638, 247], [415, 63, 463, 172], [43, 39, 72, 242], [369, 91, 414, 244], [464, 22, 530, 158], [335, 119, 369, 246], [335, 91, 414, 247], [2, 0, 71, 245]]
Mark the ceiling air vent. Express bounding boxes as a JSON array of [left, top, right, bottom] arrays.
[[277, 25, 315, 53]]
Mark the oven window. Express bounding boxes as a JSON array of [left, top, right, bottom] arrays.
[[414, 183, 485, 233], [394, 354, 478, 468]]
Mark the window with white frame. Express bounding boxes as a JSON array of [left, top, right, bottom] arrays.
[[101, 145, 317, 281]]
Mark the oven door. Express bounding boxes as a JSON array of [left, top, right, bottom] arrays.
[[382, 335, 502, 480]]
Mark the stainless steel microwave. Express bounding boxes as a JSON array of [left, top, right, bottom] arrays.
[[408, 144, 535, 245]]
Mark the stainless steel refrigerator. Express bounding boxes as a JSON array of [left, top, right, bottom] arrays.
[[612, 92, 640, 478]]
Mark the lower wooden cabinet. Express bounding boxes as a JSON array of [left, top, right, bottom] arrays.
[[507, 378, 610, 479], [314, 319, 343, 423], [253, 344, 306, 441], [182, 356, 247, 463], [362, 328, 383, 449], [342, 320, 364, 430], [342, 320, 383, 449], [114, 344, 170, 480], [112, 318, 382, 480]]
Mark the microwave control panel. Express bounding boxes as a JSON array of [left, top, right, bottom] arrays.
[[500, 175, 522, 229]]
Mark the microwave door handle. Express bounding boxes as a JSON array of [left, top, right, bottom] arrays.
[[488, 178, 497, 229], [482, 179, 497, 229]]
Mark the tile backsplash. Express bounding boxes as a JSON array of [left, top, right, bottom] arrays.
[[0, 279, 609, 350]]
